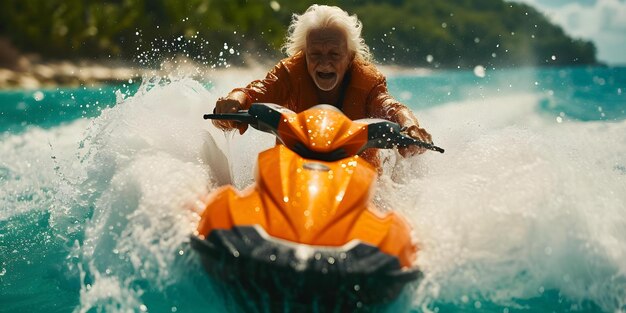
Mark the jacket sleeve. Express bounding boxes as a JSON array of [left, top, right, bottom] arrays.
[[230, 62, 291, 110], [366, 78, 421, 128]]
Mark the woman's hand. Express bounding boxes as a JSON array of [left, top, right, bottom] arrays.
[[398, 125, 432, 157], [213, 92, 248, 134]]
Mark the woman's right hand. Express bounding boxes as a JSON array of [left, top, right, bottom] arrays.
[[213, 92, 248, 134]]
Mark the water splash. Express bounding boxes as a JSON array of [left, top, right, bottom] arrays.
[[380, 94, 626, 312], [2, 66, 625, 312]]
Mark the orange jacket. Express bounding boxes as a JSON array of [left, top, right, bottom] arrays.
[[230, 51, 422, 167]]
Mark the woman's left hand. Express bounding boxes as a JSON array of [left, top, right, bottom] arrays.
[[398, 125, 432, 157]]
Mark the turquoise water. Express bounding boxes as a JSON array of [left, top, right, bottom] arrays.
[[0, 84, 139, 133], [0, 66, 625, 313]]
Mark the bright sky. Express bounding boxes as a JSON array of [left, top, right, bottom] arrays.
[[508, 0, 626, 65]]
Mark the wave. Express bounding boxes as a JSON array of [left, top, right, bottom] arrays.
[[382, 94, 626, 311], [1, 74, 625, 312]]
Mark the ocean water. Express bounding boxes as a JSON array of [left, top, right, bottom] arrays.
[[0, 65, 625, 313]]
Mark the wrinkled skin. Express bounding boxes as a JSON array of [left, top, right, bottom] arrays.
[[305, 27, 352, 94]]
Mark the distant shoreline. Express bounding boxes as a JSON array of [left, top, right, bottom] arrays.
[[0, 58, 165, 90], [0, 56, 613, 91], [0, 53, 291, 90]]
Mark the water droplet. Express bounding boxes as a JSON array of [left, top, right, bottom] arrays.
[[473, 65, 486, 78], [270, 1, 280, 11], [33, 91, 44, 101]]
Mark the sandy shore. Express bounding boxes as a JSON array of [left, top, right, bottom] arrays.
[[0, 58, 186, 90]]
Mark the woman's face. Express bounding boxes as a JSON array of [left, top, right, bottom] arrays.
[[305, 27, 353, 92]]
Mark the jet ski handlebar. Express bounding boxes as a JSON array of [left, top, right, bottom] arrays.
[[204, 104, 444, 154], [203, 111, 256, 124], [365, 121, 445, 153]]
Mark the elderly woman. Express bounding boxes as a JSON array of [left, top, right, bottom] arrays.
[[213, 4, 433, 167]]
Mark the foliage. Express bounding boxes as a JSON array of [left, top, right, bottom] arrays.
[[0, 0, 597, 68]]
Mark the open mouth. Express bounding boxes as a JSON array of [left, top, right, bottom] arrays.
[[317, 72, 336, 80]]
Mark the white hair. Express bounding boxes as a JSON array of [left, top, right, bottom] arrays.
[[282, 5, 373, 62]]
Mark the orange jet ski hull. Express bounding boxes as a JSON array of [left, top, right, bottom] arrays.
[[197, 145, 417, 267]]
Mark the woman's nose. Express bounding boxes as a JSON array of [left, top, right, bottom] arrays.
[[318, 56, 333, 67]]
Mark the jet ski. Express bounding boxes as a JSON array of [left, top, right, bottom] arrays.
[[191, 103, 444, 311]]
